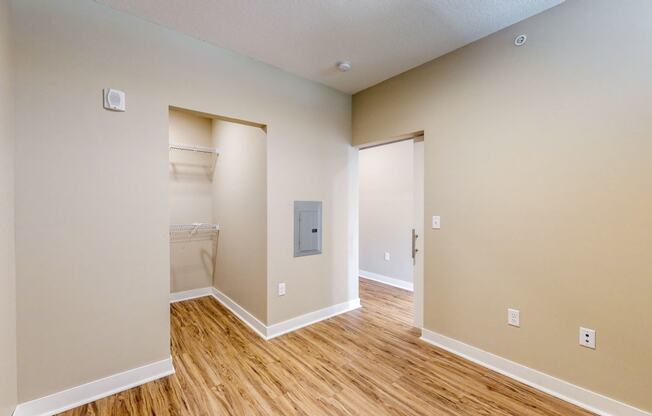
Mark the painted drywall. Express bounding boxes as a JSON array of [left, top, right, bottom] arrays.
[[359, 140, 414, 283], [352, 0, 652, 411], [169, 109, 215, 293], [266, 122, 358, 325], [0, 1, 17, 414], [13, 0, 353, 403], [212, 120, 267, 323]]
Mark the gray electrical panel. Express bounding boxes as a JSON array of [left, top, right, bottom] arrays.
[[294, 201, 322, 257]]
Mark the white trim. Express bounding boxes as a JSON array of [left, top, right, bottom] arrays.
[[359, 270, 413, 291], [210, 288, 360, 340], [211, 287, 268, 339], [169, 287, 213, 303], [13, 357, 174, 416], [420, 329, 651, 416], [266, 298, 361, 340]]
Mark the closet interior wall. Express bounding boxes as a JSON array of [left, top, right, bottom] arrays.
[[211, 119, 267, 324]]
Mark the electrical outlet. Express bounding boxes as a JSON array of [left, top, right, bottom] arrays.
[[431, 216, 441, 229], [507, 308, 520, 327], [579, 327, 596, 349], [384, 252, 391, 261], [278, 282, 286, 296]]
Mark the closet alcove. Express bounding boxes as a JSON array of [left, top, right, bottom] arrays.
[[168, 107, 267, 314]]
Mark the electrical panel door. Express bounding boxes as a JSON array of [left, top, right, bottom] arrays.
[[294, 201, 322, 257]]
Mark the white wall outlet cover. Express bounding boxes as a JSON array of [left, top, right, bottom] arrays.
[[507, 308, 520, 327], [384, 252, 390, 261], [431, 216, 441, 229], [579, 327, 596, 349], [278, 282, 286, 296], [103, 88, 126, 112]]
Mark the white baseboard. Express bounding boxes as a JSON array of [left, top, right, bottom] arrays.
[[266, 298, 361, 340], [359, 270, 413, 291], [210, 288, 360, 340], [420, 329, 650, 416], [13, 357, 174, 416], [211, 287, 269, 339], [169, 287, 213, 303]]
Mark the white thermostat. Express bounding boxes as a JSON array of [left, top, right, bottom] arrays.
[[103, 88, 126, 112]]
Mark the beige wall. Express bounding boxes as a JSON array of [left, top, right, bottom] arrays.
[[169, 109, 215, 292], [0, 0, 16, 414], [359, 140, 414, 283], [266, 121, 358, 325], [13, 0, 353, 403], [352, 0, 652, 411], [212, 120, 267, 323]]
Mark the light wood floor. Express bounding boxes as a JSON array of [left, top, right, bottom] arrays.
[[61, 279, 594, 415]]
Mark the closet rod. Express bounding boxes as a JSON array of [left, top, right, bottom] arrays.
[[169, 143, 219, 154]]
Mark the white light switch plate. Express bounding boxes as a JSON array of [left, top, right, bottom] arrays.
[[432, 216, 441, 229], [384, 252, 390, 261], [278, 282, 286, 296]]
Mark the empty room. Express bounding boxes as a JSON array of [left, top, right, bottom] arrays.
[[1, 1, 650, 416]]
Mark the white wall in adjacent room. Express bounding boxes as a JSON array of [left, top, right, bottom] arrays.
[[359, 140, 415, 284]]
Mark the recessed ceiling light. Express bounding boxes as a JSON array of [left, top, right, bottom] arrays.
[[336, 61, 352, 72]]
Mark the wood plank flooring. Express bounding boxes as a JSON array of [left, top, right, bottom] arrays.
[[61, 279, 595, 415]]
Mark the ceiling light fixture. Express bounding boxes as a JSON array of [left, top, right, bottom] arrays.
[[336, 61, 352, 72]]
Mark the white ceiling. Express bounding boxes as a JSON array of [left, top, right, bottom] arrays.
[[97, 0, 564, 94]]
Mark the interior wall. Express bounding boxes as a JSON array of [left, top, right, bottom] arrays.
[[359, 140, 414, 283], [0, 0, 17, 414], [13, 0, 353, 403], [168, 109, 215, 293], [352, 0, 652, 411], [266, 119, 358, 325], [212, 120, 267, 323]]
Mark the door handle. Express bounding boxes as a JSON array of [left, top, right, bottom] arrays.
[[411, 228, 419, 263]]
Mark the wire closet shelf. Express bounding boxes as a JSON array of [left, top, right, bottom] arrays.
[[169, 223, 220, 243], [170, 223, 219, 233], [169, 142, 220, 174]]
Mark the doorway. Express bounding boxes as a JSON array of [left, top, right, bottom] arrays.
[[358, 136, 424, 327]]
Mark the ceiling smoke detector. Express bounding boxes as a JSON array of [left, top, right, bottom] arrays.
[[514, 34, 527, 46], [336, 61, 352, 72]]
